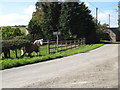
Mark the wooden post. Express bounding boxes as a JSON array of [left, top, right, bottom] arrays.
[[74, 40, 76, 48], [78, 39, 80, 46], [83, 38, 85, 44], [69, 40, 71, 49], [81, 39, 82, 45], [66, 40, 67, 50], [56, 40, 58, 53], [15, 49, 18, 58], [60, 41, 62, 52], [47, 40, 50, 54], [77, 40, 79, 46]]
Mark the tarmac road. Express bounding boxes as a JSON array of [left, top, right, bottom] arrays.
[[1, 44, 119, 88]]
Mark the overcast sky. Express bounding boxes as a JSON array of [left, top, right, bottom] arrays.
[[0, 0, 119, 27]]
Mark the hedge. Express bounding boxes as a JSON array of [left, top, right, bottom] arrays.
[[1, 40, 31, 51]]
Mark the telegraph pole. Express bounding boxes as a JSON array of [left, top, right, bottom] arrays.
[[109, 14, 110, 28], [96, 8, 98, 25]]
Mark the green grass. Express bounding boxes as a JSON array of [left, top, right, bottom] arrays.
[[100, 40, 112, 43], [0, 44, 104, 70]]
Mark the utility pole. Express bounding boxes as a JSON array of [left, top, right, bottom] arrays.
[[118, 1, 120, 30], [109, 14, 110, 28], [96, 8, 98, 25]]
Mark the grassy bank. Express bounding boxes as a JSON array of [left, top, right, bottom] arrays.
[[0, 44, 104, 70]]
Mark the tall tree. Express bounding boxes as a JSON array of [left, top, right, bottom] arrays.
[[28, 2, 98, 43], [27, 2, 45, 41], [60, 2, 98, 43], [59, 2, 74, 39], [42, 2, 61, 40]]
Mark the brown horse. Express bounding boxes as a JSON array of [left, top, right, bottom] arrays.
[[21, 39, 43, 57]]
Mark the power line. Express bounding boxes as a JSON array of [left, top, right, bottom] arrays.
[[85, 0, 117, 20]]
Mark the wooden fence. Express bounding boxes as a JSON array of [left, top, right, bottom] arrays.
[[1, 39, 85, 59], [44, 38, 85, 54]]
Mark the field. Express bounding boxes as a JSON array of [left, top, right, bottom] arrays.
[[0, 44, 104, 70]]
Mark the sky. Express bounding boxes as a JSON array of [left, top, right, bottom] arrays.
[[0, 0, 119, 27]]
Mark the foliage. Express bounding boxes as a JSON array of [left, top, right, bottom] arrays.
[[60, 2, 98, 43], [42, 2, 61, 40], [28, 2, 99, 43], [2, 40, 31, 50], [2, 26, 25, 40], [27, 2, 45, 41], [96, 23, 110, 40], [59, 2, 74, 39], [0, 44, 104, 70], [13, 36, 25, 40], [28, 20, 44, 41]]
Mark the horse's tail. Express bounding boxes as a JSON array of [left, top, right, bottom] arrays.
[[21, 49, 24, 56], [21, 47, 25, 56]]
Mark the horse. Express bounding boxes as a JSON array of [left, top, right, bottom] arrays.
[[21, 39, 43, 57]]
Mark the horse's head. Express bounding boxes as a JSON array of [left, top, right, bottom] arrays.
[[34, 39, 43, 46]]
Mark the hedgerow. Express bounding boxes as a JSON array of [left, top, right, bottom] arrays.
[[2, 39, 31, 50]]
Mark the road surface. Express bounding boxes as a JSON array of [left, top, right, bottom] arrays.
[[1, 44, 119, 88]]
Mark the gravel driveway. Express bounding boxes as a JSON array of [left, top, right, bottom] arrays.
[[1, 44, 118, 88]]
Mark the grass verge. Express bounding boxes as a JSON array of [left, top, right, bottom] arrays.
[[0, 44, 104, 70]]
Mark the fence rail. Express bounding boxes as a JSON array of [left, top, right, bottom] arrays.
[[44, 38, 85, 54], [1, 38, 85, 59]]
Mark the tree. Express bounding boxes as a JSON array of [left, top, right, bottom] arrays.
[[2, 26, 24, 40], [60, 2, 98, 43], [27, 2, 45, 41], [28, 20, 43, 40], [29, 2, 99, 43], [96, 23, 110, 40], [59, 2, 74, 39], [42, 2, 61, 40]]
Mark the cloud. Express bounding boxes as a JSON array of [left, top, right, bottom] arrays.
[[24, 5, 36, 15], [98, 12, 109, 21], [95, 11, 118, 27], [0, 5, 36, 26], [0, 13, 32, 26]]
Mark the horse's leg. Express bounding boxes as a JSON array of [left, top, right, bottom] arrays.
[[8, 50, 10, 58], [4, 51, 7, 58], [35, 48, 39, 56], [28, 52, 32, 57], [35, 51, 39, 56]]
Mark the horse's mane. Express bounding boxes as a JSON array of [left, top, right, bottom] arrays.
[[34, 39, 43, 46]]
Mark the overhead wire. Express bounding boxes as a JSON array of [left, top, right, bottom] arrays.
[[84, 0, 117, 20]]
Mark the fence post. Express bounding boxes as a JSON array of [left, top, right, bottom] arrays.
[[71, 40, 72, 49], [74, 40, 76, 48], [15, 49, 18, 58], [66, 40, 67, 50], [47, 40, 50, 54], [81, 39, 82, 45], [56, 40, 58, 53], [83, 38, 86, 44], [78, 39, 80, 46]]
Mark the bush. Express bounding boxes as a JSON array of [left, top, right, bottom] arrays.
[[2, 26, 25, 40], [13, 36, 25, 40], [2, 40, 31, 50]]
